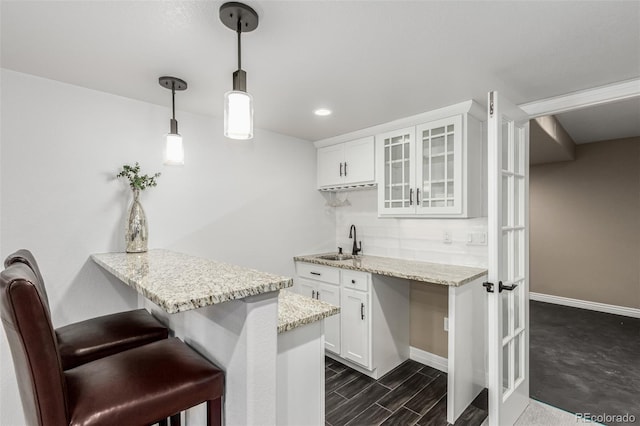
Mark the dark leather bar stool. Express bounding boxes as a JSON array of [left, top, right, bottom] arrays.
[[1, 262, 224, 426], [4, 249, 169, 369]]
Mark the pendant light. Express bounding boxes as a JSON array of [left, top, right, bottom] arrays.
[[159, 76, 187, 165], [220, 2, 259, 140]]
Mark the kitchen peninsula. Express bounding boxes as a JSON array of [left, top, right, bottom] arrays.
[[92, 249, 338, 426]]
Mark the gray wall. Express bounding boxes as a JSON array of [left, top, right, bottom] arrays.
[[530, 137, 640, 308]]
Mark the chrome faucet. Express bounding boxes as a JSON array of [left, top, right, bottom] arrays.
[[349, 225, 362, 256]]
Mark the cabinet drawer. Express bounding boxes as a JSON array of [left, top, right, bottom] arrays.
[[296, 262, 340, 285], [342, 270, 370, 292]]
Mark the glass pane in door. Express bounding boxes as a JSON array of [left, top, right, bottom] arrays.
[[513, 231, 521, 280], [432, 156, 445, 181], [432, 134, 445, 155], [502, 291, 510, 339], [502, 176, 510, 227], [514, 334, 522, 383], [502, 121, 510, 171], [503, 343, 510, 393], [513, 285, 521, 330], [502, 231, 509, 283]]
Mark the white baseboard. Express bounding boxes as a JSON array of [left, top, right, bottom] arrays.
[[409, 346, 448, 373], [530, 292, 640, 319]]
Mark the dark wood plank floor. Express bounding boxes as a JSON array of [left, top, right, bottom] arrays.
[[325, 357, 488, 426]]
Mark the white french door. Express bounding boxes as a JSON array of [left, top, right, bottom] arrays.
[[487, 91, 530, 426]]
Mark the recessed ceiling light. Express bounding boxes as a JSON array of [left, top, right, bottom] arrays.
[[314, 108, 332, 116]]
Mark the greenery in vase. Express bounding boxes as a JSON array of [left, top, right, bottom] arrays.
[[117, 162, 161, 191]]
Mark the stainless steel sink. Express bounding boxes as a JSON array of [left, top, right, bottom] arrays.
[[317, 254, 354, 261]]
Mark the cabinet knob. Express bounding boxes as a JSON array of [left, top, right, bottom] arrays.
[[351, 279, 356, 284]]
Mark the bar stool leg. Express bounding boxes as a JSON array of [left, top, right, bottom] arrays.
[[169, 413, 181, 426], [207, 398, 222, 426]]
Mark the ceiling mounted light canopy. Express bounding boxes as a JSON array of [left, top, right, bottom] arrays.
[[220, 2, 259, 140], [159, 76, 187, 165]]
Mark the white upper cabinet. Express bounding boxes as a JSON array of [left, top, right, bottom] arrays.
[[377, 108, 483, 218], [317, 136, 375, 189], [377, 127, 416, 214], [314, 100, 484, 216]]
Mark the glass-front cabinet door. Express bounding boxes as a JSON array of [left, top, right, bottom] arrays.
[[377, 127, 415, 215], [416, 115, 463, 215]]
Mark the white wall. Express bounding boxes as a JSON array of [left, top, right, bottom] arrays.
[[335, 190, 488, 268], [0, 69, 335, 425]]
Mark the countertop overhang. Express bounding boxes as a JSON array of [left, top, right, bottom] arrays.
[[278, 290, 339, 334], [92, 249, 293, 314], [294, 253, 487, 286]]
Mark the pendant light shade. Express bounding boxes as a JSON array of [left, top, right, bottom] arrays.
[[159, 76, 187, 165], [220, 2, 259, 140], [164, 132, 184, 165], [224, 90, 253, 140]]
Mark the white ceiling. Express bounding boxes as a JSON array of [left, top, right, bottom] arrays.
[[2, 1, 639, 142], [555, 97, 640, 144]]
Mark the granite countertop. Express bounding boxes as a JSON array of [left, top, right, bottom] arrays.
[[293, 253, 487, 286], [278, 290, 339, 334], [92, 249, 292, 314]]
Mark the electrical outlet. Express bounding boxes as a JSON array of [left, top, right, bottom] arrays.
[[478, 232, 487, 244], [443, 231, 452, 244], [444, 317, 449, 331], [466, 232, 487, 246]]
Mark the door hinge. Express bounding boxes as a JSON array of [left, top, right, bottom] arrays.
[[489, 92, 495, 117]]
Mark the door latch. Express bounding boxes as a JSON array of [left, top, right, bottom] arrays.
[[499, 282, 518, 293], [483, 281, 518, 293]]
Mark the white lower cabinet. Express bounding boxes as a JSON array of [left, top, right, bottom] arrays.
[[297, 277, 341, 355], [341, 287, 370, 368], [295, 262, 410, 379]]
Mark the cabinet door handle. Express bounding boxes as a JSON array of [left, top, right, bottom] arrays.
[[312, 290, 315, 299], [409, 188, 414, 205], [361, 303, 365, 320], [339, 162, 343, 177], [351, 279, 356, 284], [344, 162, 347, 176], [310, 272, 321, 276], [316, 291, 320, 299], [416, 188, 421, 205]]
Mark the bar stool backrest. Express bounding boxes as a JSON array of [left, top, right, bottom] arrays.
[[4, 249, 50, 311], [0, 262, 68, 426]]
